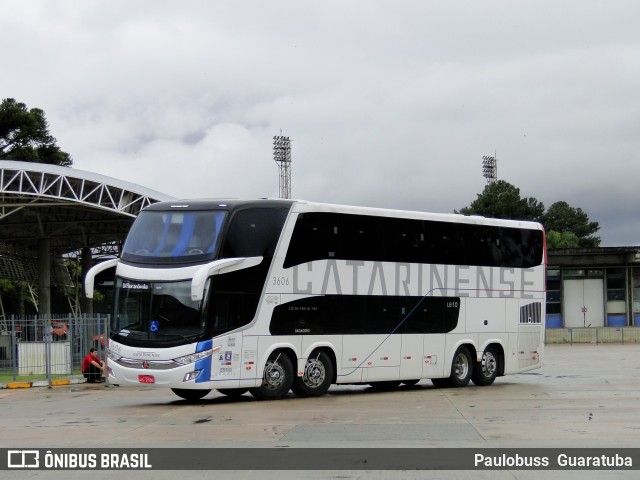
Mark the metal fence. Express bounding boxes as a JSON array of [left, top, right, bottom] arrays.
[[0, 314, 109, 382], [545, 326, 640, 345]]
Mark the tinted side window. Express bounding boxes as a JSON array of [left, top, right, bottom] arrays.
[[284, 212, 543, 268], [463, 224, 501, 266], [221, 207, 289, 258], [283, 212, 339, 268], [207, 265, 267, 336], [285, 213, 420, 266], [270, 295, 460, 335], [424, 221, 462, 265], [339, 214, 384, 261], [519, 228, 544, 268], [383, 218, 426, 263], [462, 225, 543, 268]]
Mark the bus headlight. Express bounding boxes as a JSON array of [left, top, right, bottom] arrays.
[[173, 348, 213, 366]]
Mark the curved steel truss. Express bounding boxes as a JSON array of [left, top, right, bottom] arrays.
[[0, 160, 175, 255], [0, 161, 172, 219], [0, 160, 176, 316]]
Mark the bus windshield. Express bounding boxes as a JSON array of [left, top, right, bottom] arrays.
[[121, 210, 228, 264], [113, 278, 205, 344]]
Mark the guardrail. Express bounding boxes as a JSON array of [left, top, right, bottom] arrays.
[[545, 326, 640, 345], [0, 314, 109, 383]]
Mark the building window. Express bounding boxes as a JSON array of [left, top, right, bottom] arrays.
[[546, 269, 561, 315], [633, 268, 640, 315], [606, 268, 626, 326], [606, 268, 626, 302]]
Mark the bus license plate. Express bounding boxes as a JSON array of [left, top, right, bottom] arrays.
[[138, 374, 155, 384]]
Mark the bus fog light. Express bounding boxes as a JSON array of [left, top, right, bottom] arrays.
[[183, 370, 202, 382]]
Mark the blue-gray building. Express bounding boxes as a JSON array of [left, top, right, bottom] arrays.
[[547, 247, 640, 328]]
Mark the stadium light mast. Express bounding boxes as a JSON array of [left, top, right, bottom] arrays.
[[273, 135, 292, 199], [482, 153, 497, 184]]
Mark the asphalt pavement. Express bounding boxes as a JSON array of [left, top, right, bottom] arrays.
[[1, 343, 639, 480]]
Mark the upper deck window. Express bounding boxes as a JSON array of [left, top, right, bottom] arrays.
[[121, 210, 227, 264], [283, 212, 543, 269]]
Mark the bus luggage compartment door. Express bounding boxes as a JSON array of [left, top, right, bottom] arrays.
[[343, 334, 400, 383]]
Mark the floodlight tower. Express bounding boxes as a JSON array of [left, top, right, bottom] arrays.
[[273, 135, 292, 199], [482, 153, 497, 184]]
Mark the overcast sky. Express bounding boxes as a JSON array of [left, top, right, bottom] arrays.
[[2, 1, 639, 246]]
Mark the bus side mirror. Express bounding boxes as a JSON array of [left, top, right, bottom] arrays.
[[191, 256, 263, 301], [84, 259, 119, 298]]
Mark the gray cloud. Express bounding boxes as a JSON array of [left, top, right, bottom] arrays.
[[2, 0, 639, 245]]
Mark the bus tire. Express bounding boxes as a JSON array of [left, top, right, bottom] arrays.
[[449, 346, 473, 388], [171, 388, 211, 401], [217, 388, 249, 397], [292, 350, 334, 397], [250, 351, 294, 400], [471, 346, 498, 386]]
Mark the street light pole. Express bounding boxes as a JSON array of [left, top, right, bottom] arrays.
[[273, 135, 292, 199], [482, 153, 497, 184]]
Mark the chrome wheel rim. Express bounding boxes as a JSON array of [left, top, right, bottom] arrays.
[[263, 360, 286, 390], [482, 351, 497, 377], [303, 359, 326, 388], [454, 352, 469, 380]]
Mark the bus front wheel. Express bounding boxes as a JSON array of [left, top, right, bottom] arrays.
[[250, 351, 294, 400], [171, 388, 211, 401], [292, 350, 334, 397], [471, 346, 498, 386]]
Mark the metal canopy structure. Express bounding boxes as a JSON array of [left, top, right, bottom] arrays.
[[0, 160, 174, 254], [0, 160, 175, 316]]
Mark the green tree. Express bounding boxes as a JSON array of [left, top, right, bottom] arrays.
[[541, 201, 600, 248], [0, 98, 72, 166], [546, 230, 580, 249], [0, 98, 73, 315], [458, 180, 545, 222], [459, 182, 601, 249]]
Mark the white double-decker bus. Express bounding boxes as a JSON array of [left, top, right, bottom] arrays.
[[85, 199, 546, 401]]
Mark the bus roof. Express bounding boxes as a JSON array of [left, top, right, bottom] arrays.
[[142, 198, 543, 231]]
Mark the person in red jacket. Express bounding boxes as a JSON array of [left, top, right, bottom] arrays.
[[82, 348, 105, 383]]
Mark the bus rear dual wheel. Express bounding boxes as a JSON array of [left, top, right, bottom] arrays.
[[471, 345, 499, 386], [291, 350, 334, 398], [250, 350, 334, 400], [431, 345, 498, 388]]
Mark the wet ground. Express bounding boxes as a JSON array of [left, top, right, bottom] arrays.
[[1, 343, 639, 479]]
